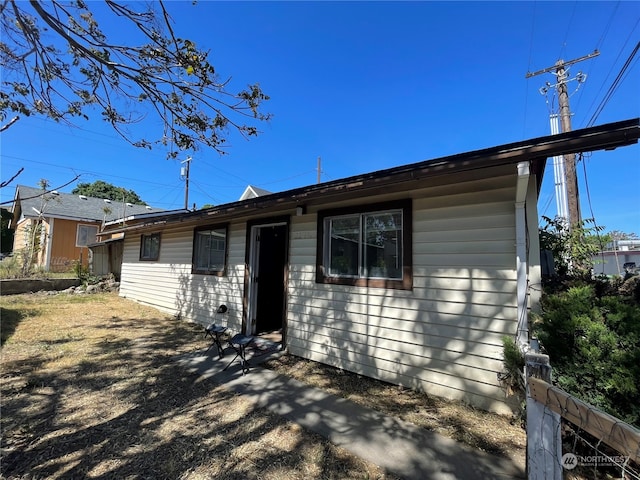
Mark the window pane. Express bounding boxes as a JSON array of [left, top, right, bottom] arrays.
[[77, 225, 98, 246], [141, 233, 160, 260], [327, 216, 359, 276], [194, 228, 226, 272], [195, 231, 210, 269], [363, 211, 402, 279]]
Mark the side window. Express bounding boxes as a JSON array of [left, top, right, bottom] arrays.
[[76, 224, 98, 247], [192, 224, 228, 275], [317, 200, 412, 290], [139, 233, 161, 261]]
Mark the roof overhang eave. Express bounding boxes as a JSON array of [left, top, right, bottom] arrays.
[[104, 118, 639, 235]]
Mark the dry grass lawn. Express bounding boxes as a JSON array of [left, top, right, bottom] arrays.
[[1, 292, 525, 479]]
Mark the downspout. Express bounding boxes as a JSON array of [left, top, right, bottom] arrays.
[[515, 162, 530, 350]]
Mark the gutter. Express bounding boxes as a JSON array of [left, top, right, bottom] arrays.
[[515, 162, 530, 350]]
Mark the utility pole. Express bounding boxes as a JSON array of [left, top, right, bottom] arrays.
[[526, 50, 599, 229], [317, 156, 322, 184], [181, 156, 192, 210]]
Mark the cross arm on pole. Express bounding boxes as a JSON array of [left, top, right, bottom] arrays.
[[525, 50, 600, 78]]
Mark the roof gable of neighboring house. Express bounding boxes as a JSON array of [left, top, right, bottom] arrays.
[[12, 185, 165, 224], [239, 185, 272, 201]]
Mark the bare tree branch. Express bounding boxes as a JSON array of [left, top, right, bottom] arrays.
[[0, 1, 271, 157]]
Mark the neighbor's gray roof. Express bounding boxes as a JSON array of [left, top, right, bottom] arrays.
[[239, 185, 272, 200], [13, 185, 165, 222]]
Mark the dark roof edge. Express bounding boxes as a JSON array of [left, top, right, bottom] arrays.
[[106, 118, 639, 234]]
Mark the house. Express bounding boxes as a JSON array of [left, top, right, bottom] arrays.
[[10, 185, 165, 273], [103, 119, 639, 414], [239, 185, 272, 200], [592, 239, 640, 276]]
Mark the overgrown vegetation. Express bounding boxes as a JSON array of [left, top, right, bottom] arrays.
[[538, 216, 605, 278], [518, 217, 640, 427], [499, 336, 526, 410], [533, 280, 640, 427]]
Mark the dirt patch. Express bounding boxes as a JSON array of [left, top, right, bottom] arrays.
[[1, 293, 397, 479]]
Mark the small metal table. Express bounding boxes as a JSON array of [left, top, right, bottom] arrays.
[[223, 334, 254, 374], [204, 324, 228, 359]]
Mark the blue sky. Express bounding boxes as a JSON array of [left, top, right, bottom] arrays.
[[1, 1, 639, 234]]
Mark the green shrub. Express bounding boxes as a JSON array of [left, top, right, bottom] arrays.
[[533, 282, 640, 427], [0, 254, 21, 279]]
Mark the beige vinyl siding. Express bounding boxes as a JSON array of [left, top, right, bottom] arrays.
[[118, 164, 526, 413], [120, 223, 246, 332], [286, 170, 519, 413]]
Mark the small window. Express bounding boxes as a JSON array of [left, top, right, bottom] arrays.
[[76, 224, 98, 247], [317, 200, 412, 290], [140, 232, 161, 261], [192, 224, 228, 275]]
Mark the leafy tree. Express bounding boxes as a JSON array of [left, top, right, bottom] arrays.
[[0, 1, 271, 157], [72, 180, 145, 205], [539, 216, 604, 278]]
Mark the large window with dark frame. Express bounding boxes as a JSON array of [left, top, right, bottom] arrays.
[[317, 200, 412, 290], [139, 232, 161, 261], [192, 225, 228, 275]]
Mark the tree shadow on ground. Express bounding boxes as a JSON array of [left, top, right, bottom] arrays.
[[0, 306, 32, 346], [0, 300, 393, 479]]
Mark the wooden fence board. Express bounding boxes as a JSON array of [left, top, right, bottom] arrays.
[[528, 377, 640, 464]]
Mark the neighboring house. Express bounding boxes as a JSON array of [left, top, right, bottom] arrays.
[[10, 185, 165, 273], [592, 240, 640, 276], [239, 185, 272, 201], [104, 119, 639, 414]]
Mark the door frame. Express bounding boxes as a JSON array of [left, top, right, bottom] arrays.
[[243, 215, 290, 343]]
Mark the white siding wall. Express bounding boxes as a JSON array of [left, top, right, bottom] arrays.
[[287, 171, 519, 414], [119, 165, 526, 414], [120, 223, 247, 332]]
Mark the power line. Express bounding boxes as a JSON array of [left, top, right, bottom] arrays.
[[580, 18, 640, 127], [558, 1, 578, 61], [0, 154, 173, 188], [522, 0, 537, 139], [586, 41, 640, 127], [595, 1, 621, 51]]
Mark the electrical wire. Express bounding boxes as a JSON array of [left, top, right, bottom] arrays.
[[578, 152, 608, 252], [522, 0, 537, 138], [595, 1, 620, 51], [558, 1, 578, 61], [580, 17, 639, 126], [585, 40, 640, 127]]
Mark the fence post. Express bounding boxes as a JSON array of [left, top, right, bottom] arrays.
[[526, 352, 562, 479]]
